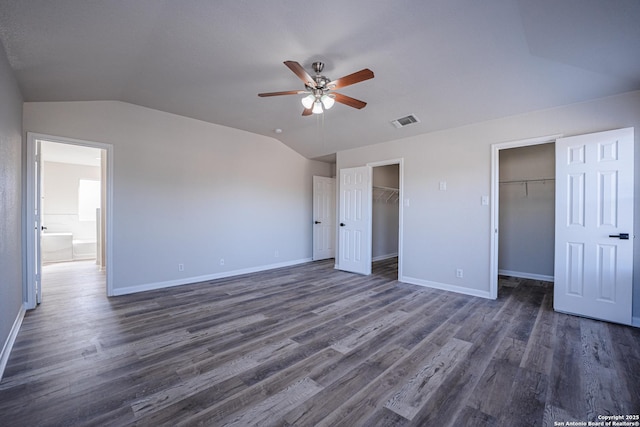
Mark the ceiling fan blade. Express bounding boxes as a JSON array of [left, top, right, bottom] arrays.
[[258, 90, 306, 97], [284, 61, 317, 88], [327, 68, 374, 90], [302, 108, 313, 116], [333, 92, 367, 109]]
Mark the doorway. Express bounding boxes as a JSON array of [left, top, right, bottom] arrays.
[[489, 134, 561, 299], [497, 143, 555, 284], [25, 133, 114, 308], [336, 158, 404, 279], [372, 163, 400, 278], [490, 128, 634, 326]]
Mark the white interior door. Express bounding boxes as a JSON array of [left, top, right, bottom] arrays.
[[313, 176, 336, 261], [338, 166, 372, 275], [554, 127, 634, 325], [35, 139, 43, 304]]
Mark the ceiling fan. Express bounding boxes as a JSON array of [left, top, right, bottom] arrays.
[[258, 61, 374, 116]]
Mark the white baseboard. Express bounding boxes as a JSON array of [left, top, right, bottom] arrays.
[[399, 275, 492, 299], [498, 269, 554, 282], [372, 253, 398, 262], [1, 306, 26, 381], [112, 258, 313, 296]]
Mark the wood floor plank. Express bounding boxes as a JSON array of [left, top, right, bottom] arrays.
[[222, 377, 324, 426], [1, 258, 638, 426], [466, 336, 526, 418], [384, 337, 472, 420], [331, 310, 410, 354], [282, 346, 408, 426], [130, 339, 299, 418], [520, 292, 557, 375], [578, 318, 630, 420]]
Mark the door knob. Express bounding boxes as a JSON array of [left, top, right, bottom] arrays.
[[609, 233, 629, 240], [314, 221, 321, 224], [340, 223, 345, 227]]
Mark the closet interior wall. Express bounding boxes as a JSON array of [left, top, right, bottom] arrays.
[[372, 164, 399, 261], [498, 143, 555, 280]]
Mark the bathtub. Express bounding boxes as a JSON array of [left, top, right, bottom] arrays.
[[72, 239, 97, 260], [41, 233, 97, 262], [41, 232, 73, 263]]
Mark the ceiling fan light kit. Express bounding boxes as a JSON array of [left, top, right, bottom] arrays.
[[258, 60, 374, 116], [312, 101, 324, 114], [301, 94, 315, 109]]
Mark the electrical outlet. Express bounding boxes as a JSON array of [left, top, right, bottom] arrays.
[[274, 250, 279, 258], [178, 263, 184, 272], [439, 181, 447, 191], [219, 258, 225, 266], [456, 268, 463, 278]]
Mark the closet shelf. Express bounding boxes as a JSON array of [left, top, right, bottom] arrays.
[[373, 186, 399, 204]]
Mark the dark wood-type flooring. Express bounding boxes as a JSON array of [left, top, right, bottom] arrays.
[[1, 258, 639, 426]]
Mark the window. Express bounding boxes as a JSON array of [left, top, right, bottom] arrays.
[[78, 179, 100, 221]]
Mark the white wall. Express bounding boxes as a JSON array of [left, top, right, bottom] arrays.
[[0, 41, 23, 375], [23, 101, 331, 294], [337, 90, 640, 317], [372, 164, 399, 260], [499, 144, 555, 278]]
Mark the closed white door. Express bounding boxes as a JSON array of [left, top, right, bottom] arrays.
[[338, 166, 372, 275], [554, 127, 634, 325], [313, 176, 336, 261]]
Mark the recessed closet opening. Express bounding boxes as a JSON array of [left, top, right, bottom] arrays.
[[498, 143, 555, 291], [372, 163, 400, 278]]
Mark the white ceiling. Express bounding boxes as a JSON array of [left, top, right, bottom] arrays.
[[1, 0, 639, 160]]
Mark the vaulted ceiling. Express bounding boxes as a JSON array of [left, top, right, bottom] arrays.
[[1, 0, 639, 160]]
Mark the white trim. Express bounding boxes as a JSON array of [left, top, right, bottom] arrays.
[[367, 158, 404, 280], [112, 258, 312, 296], [489, 134, 562, 299], [372, 253, 398, 262], [0, 306, 25, 381], [25, 133, 114, 303], [632, 317, 640, 328], [498, 269, 554, 282], [400, 275, 492, 299]]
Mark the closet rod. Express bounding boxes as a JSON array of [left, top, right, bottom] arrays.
[[499, 178, 555, 184]]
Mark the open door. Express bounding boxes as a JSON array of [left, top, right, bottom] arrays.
[[337, 166, 372, 275], [25, 137, 43, 309], [35, 139, 43, 305], [312, 176, 336, 261], [554, 127, 634, 325]]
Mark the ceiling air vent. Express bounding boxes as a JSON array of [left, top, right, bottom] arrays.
[[391, 114, 420, 128]]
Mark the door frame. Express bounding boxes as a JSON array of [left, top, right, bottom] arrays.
[[367, 158, 404, 280], [25, 132, 114, 308], [489, 134, 562, 299]]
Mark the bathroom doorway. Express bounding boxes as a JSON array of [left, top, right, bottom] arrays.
[[25, 133, 113, 308]]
